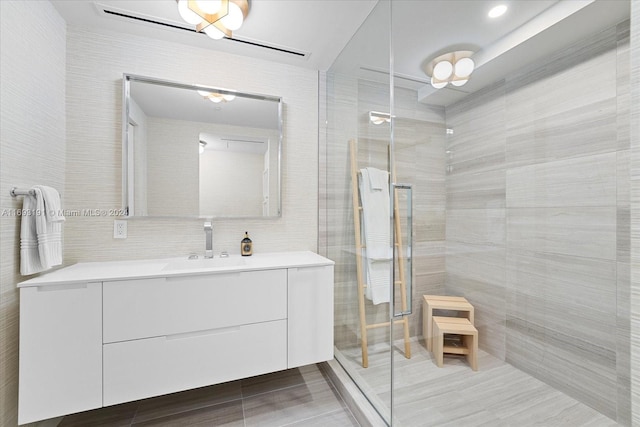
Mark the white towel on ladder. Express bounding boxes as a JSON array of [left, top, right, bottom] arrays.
[[359, 167, 391, 305], [20, 186, 65, 275]]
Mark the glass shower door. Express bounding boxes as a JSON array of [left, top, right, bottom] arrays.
[[323, 1, 415, 425]]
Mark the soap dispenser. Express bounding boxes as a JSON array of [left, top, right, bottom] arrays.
[[241, 232, 253, 256]]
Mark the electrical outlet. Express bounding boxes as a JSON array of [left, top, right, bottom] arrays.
[[113, 220, 127, 239]]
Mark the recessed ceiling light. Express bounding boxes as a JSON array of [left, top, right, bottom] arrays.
[[488, 4, 507, 18]]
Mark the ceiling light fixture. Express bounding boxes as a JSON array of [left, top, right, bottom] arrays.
[[197, 89, 236, 103], [177, 0, 249, 40], [488, 4, 507, 18], [424, 51, 475, 89]]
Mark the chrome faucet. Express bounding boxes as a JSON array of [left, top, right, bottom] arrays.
[[204, 221, 213, 259]]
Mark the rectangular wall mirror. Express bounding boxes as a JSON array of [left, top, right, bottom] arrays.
[[122, 74, 282, 218]]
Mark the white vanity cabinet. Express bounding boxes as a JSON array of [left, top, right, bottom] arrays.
[[287, 266, 334, 368], [102, 269, 289, 406], [17, 252, 333, 425], [18, 282, 103, 425]]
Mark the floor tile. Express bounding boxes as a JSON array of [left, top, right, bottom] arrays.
[[243, 379, 347, 427], [59, 365, 358, 427], [336, 337, 619, 427], [132, 399, 244, 427], [58, 401, 138, 427], [282, 408, 360, 427], [241, 364, 325, 398], [132, 380, 242, 424]]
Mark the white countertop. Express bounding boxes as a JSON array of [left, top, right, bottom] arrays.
[[18, 251, 334, 287]]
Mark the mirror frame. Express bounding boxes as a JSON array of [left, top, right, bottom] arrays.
[[122, 73, 283, 219]]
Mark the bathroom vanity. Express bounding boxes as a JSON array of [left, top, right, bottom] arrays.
[[17, 251, 334, 425]]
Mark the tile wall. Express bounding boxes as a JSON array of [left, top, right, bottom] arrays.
[[630, 0, 639, 424], [445, 22, 630, 423], [0, 2, 67, 426], [64, 26, 319, 263], [325, 72, 446, 351]]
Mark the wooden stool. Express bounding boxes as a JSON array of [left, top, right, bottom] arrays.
[[432, 316, 478, 371], [422, 295, 474, 351]]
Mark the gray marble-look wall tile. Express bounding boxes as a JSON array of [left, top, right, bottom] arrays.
[[445, 243, 506, 358], [414, 209, 446, 242], [507, 207, 617, 260], [619, 206, 631, 262], [506, 315, 617, 420], [506, 249, 617, 318], [616, 40, 634, 427], [446, 83, 506, 177], [619, 149, 631, 209], [446, 272, 506, 360], [446, 242, 506, 286], [617, 261, 631, 426], [506, 152, 617, 208], [413, 241, 445, 275], [505, 98, 617, 169], [630, 2, 640, 424], [617, 20, 631, 152], [506, 28, 617, 117], [446, 209, 505, 246], [446, 168, 505, 209]]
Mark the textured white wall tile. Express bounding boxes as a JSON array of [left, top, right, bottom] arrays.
[[0, 2, 66, 426], [630, 1, 640, 424], [64, 27, 319, 262]]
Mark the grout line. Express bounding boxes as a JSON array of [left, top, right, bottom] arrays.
[[241, 378, 326, 400], [130, 393, 245, 425], [323, 375, 363, 426], [277, 408, 358, 427], [240, 378, 247, 427]]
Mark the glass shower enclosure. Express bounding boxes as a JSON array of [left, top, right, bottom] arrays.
[[322, 1, 631, 426]]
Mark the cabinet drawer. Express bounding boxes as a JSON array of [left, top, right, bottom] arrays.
[[103, 269, 287, 343], [103, 319, 287, 406]]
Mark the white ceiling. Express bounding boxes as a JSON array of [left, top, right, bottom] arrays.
[[52, 0, 631, 106], [51, 0, 378, 71]]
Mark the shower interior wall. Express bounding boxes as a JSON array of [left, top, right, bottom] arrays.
[[327, 73, 447, 350], [323, 19, 631, 426], [444, 21, 630, 424]]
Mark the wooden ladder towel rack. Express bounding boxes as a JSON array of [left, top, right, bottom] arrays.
[[349, 139, 411, 368]]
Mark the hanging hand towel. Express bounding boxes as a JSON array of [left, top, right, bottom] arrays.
[[20, 186, 65, 275], [359, 167, 391, 305], [20, 193, 43, 275]]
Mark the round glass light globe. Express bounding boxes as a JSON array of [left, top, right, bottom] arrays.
[[220, 2, 244, 31], [203, 25, 225, 39], [431, 77, 447, 89], [178, 0, 203, 25], [454, 57, 475, 78], [433, 60, 453, 81], [222, 93, 236, 101], [208, 94, 224, 103], [196, 0, 221, 14], [197, 90, 212, 97], [451, 79, 468, 87]]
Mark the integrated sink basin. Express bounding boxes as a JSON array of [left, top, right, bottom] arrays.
[[162, 256, 247, 271]]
